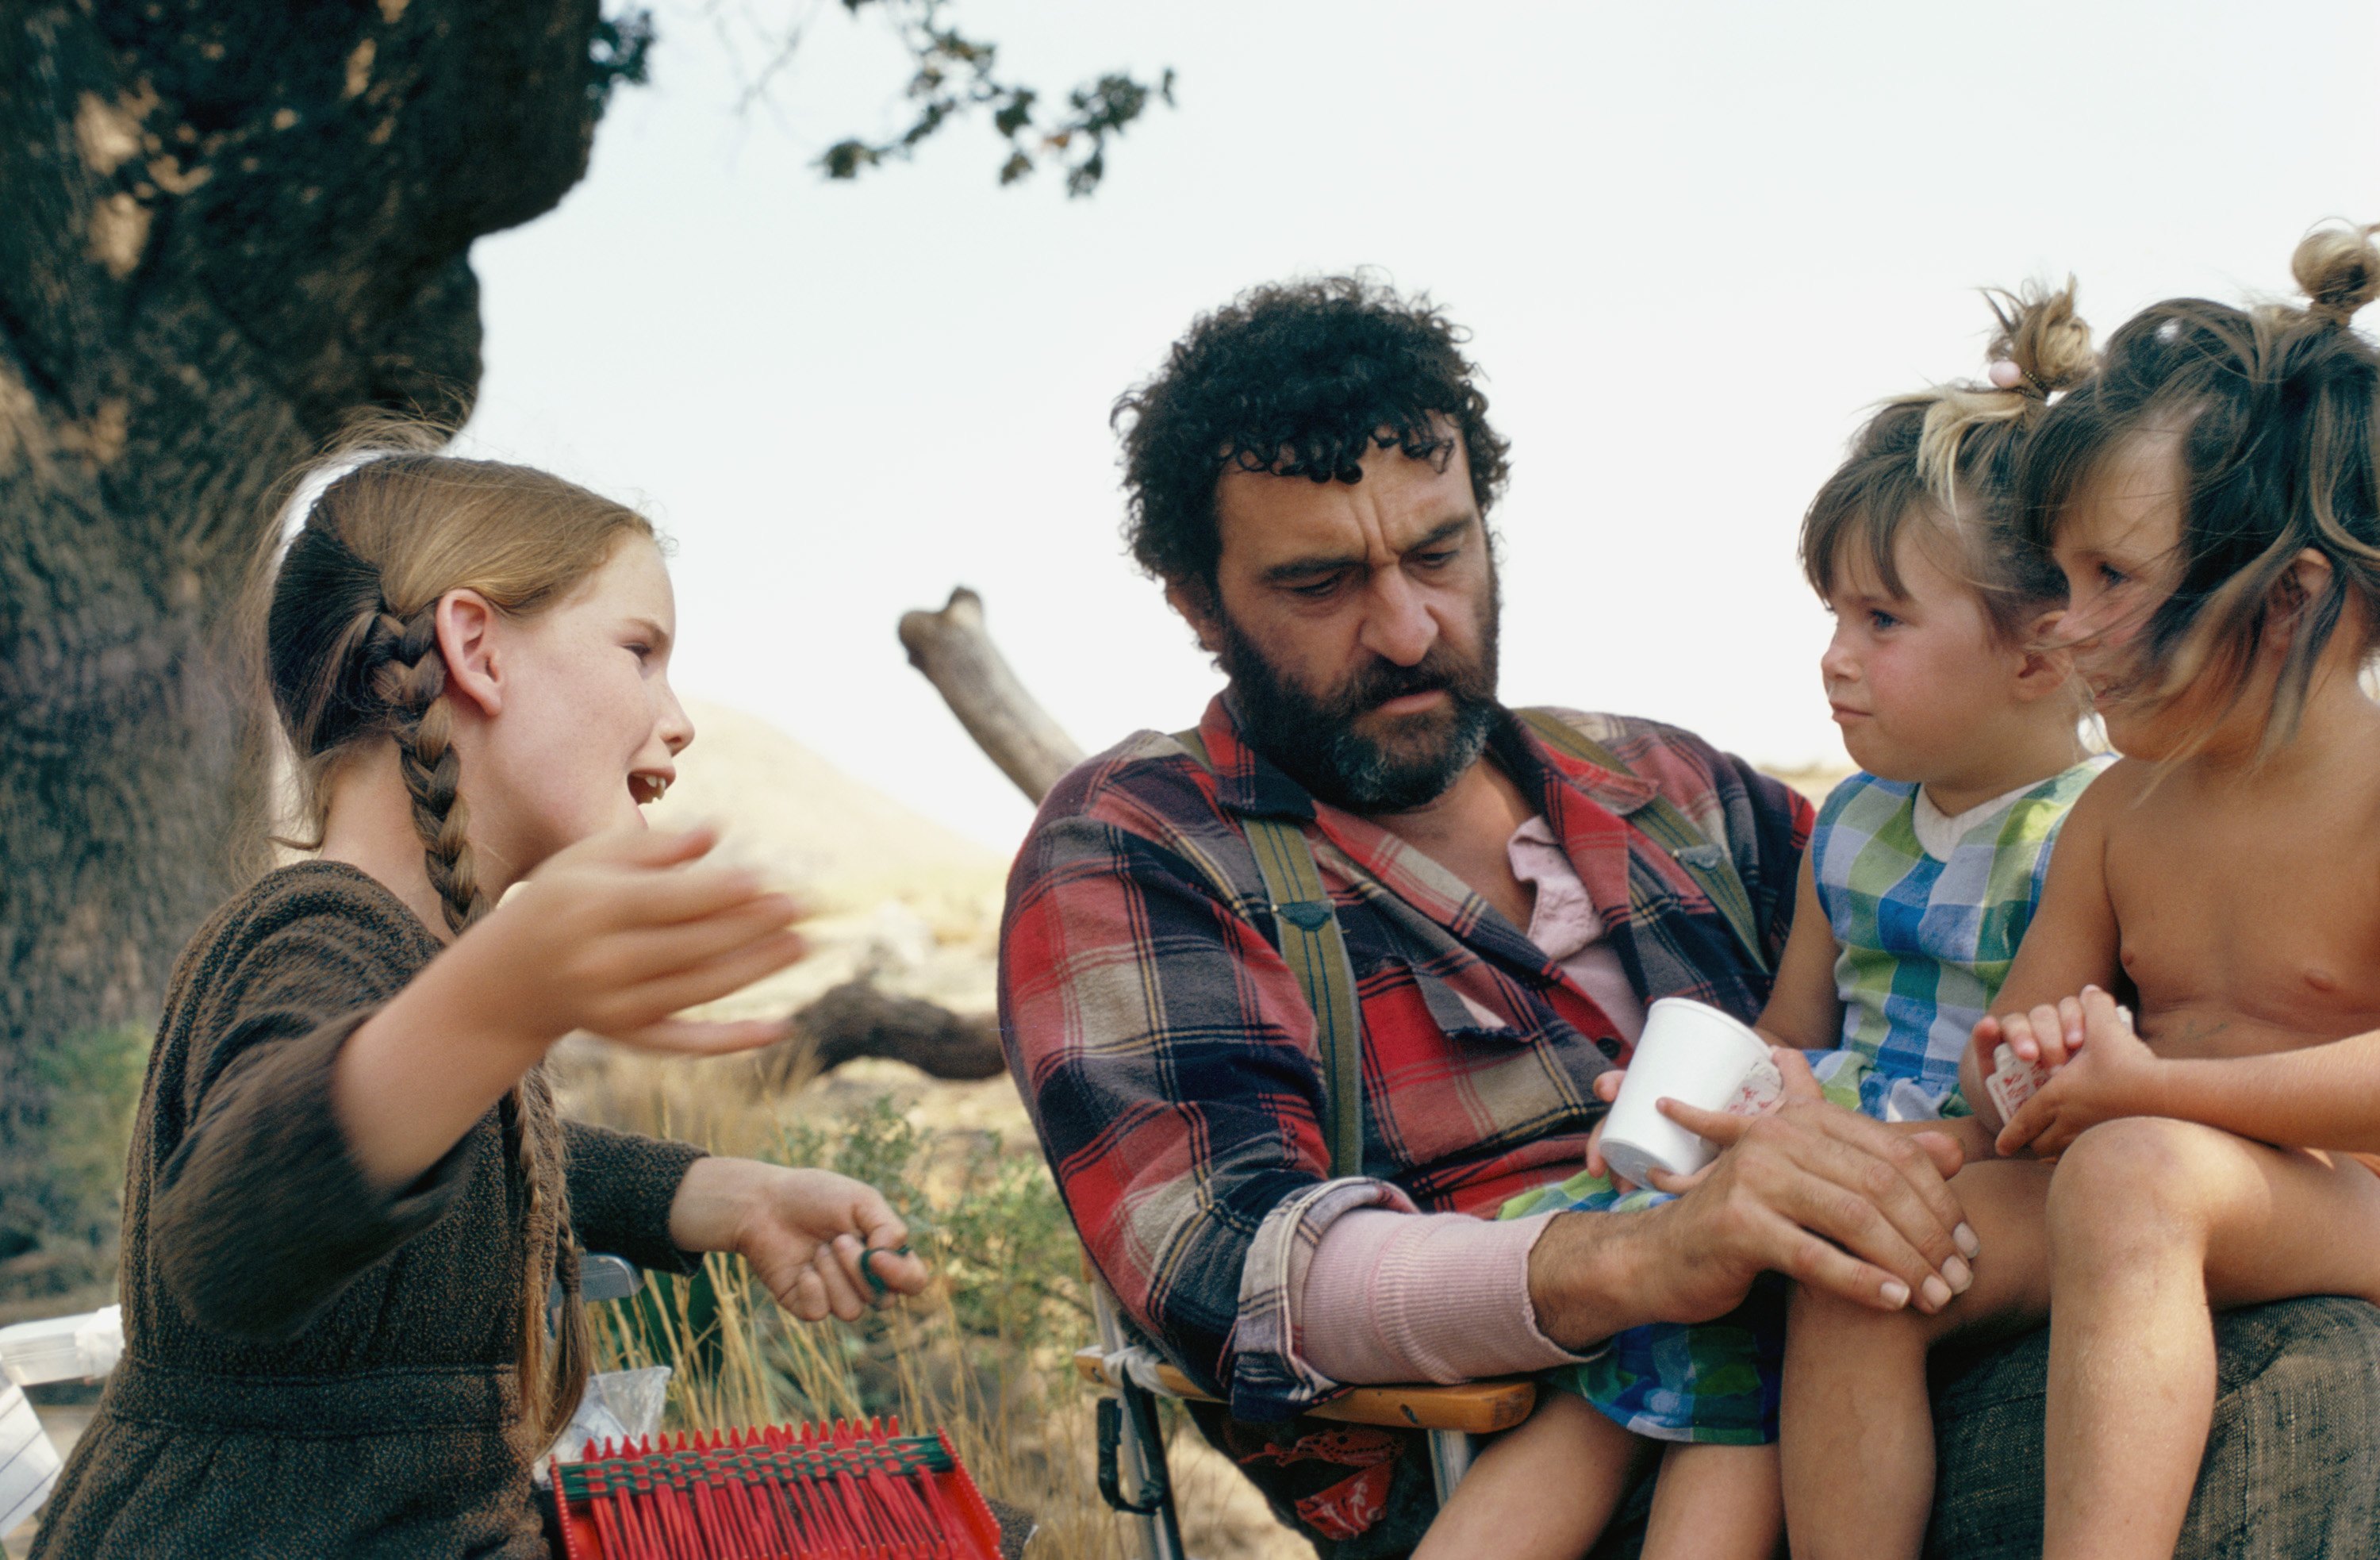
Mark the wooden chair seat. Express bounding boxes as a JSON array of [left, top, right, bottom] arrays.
[[1072, 1347, 1534, 1435]]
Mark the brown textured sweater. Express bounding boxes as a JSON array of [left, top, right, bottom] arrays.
[[30, 861, 707, 1558]]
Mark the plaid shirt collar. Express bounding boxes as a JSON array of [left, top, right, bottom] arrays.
[[1195, 691, 1658, 984]]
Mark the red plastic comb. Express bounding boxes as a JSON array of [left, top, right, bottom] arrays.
[[549, 1416, 1003, 1560]]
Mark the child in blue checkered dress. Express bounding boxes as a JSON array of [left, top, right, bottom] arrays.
[[1417, 283, 2102, 1560], [1788, 221, 2380, 1560]]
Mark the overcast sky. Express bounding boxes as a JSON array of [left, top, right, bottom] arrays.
[[459, 0, 2380, 852]]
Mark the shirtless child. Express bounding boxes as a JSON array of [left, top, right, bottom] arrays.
[[1780, 221, 2380, 1560]]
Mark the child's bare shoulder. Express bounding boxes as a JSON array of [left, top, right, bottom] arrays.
[[2055, 756, 2148, 840]]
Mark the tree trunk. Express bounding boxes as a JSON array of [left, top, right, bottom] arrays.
[[0, 0, 613, 1289]]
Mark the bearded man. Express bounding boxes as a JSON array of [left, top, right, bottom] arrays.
[[997, 278, 2380, 1558]]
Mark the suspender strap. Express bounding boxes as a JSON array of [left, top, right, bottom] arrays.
[[1173, 731, 1365, 1178], [1516, 708, 1772, 976]]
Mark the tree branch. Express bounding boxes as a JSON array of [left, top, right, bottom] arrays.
[[758, 978, 1006, 1087], [898, 586, 1083, 804]]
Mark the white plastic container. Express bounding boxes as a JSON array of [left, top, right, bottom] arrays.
[[0, 1306, 122, 1388], [1599, 999, 1775, 1188]]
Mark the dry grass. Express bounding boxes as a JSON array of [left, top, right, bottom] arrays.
[[554, 1047, 1303, 1560]]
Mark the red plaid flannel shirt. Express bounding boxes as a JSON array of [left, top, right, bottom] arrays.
[[999, 697, 1811, 1421]]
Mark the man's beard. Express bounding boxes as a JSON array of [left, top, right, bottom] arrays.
[[1219, 584, 1502, 813]]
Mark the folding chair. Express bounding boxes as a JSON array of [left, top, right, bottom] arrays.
[[1073, 1269, 1535, 1560]]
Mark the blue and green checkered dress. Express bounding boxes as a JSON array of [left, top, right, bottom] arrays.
[[1503, 761, 2106, 1444], [1809, 762, 2106, 1120]]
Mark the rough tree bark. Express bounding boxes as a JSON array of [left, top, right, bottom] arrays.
[[0, 0, 620, 1286]]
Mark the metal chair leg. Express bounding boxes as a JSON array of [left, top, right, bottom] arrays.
[[1426, 1428, 1476, 1504], [1093, 1286, 1188, 1560]]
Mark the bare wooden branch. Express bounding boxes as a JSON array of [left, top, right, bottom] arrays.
[[899, 586, 1084, 804], [758, 978, 1006, 1089]]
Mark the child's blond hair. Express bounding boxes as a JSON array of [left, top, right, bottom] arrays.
[[2021, 223, 2380, 758], [1802, 283, 2095, 644]]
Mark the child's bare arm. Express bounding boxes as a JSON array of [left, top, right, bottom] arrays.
[[1967, 770, 2129, 1132], [1756, 852, 1844, 1051], [2002, 988, 2380, 1157]]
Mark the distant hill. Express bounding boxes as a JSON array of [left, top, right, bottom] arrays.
[[648, 701, 1008, 909]]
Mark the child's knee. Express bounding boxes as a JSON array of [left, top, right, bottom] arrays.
[[2046, 1117, 2219, 1255]]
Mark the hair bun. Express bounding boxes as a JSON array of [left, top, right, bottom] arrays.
[[2291, 221, 2380, 325], [1989, 279, 2094, 398]]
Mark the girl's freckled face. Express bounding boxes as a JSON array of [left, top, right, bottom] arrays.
[[471, 537, 693, 877]]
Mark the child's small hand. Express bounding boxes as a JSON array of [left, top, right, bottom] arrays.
[[671, 1158, 931, 1321], [1995, 987, 2156, 1158], [1992, 993, 2092, 1071], [1587, 1068, 1629, 1185], [473, 823, 806, 1054]]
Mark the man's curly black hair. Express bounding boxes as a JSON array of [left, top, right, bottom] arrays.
[[1112, 275, 1512, 591]]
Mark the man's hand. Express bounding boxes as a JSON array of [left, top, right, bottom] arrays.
[[1531, 1050, 1978, 1349], [1996, 986, 2160, 1158]]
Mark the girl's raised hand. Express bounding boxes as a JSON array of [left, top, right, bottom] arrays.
[[476, 823, 805, 1055]]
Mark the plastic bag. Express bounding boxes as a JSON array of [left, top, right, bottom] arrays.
[[0, 1305, 121, 1388], [1, 1380, 62, 1535], [533, 1365, 673, 1482]]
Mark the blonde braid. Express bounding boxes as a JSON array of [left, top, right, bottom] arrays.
[[368, 602, 591, 1444]]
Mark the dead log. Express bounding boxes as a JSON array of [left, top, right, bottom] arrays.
[[760, 979, 1008, 1089], [764, 589, 1079, 1089], [898, 586, 1084, 804]]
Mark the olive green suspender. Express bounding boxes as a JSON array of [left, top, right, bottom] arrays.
[[1174, 728, 1368, 1179], [1173, 712, 1773, 1182], [1510, 709, 1773, 979]]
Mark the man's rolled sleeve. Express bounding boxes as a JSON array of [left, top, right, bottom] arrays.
[[1001, 788, 1406, 1418]]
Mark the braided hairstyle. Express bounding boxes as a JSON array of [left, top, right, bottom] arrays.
[[1801, 280, 2098, 645], [2019, 221, 2380, 759], [263, 426, 655, 1447]]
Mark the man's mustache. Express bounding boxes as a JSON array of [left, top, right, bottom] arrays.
[[1338, 652, 1476, 714]]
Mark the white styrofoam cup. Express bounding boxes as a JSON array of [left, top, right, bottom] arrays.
[[1599, 998, 1774, 1188]]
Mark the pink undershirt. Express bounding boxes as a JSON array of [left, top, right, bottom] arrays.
[[1294, 816, 1646, 1385]]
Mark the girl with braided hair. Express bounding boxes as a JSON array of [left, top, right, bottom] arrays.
[[31, 433, 928, 1558]]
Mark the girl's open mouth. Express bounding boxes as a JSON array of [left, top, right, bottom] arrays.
[[628, 772, 672, 806]]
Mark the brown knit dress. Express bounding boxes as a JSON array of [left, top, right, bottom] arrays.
[[29, 860, 708, 1558]]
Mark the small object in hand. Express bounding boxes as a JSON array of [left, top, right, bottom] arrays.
[[1599, 998, 1775, 1187], [1984, 1042, 2050, 1122], [861, 1244, 914, 1297]]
